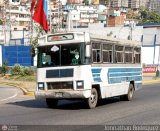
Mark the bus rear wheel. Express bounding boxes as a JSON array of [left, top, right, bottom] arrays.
[[86, 88, 98, 109], [124, 84, 134, 101], [46, 98, 58, 108]]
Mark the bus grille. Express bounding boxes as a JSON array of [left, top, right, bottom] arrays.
[[47, 82, 73, 90]]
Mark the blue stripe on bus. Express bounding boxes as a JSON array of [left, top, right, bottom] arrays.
[[91, 69, 102, 73], [109, 76, 142, 84], [109, 73, 141, 77], [108, 68, 142, 84], [91, 68, 142, 84], [91, 68, 102, 82], [108, 68, 141, 72]]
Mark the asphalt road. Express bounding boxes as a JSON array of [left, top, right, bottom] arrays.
[[0, 84, 160, 131], [0, 85, 21, 104]]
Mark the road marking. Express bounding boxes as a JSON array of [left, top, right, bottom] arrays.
[[0, 92, 18, 102]]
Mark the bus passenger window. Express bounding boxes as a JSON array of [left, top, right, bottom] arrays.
[[92, 43, 101, 63], [125, 47, 133, 63], [102, 44, 113, 63], [97, 50, 100, 62], [115, 45, 124, 63], [134, 48, 141, 63]]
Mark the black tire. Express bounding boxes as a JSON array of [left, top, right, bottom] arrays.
[[86, 88, 98, 109], [46, 98, 58, 108], [124, 84, 134, 101]]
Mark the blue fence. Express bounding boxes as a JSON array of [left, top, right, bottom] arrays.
[[2, 45, 33, 66]]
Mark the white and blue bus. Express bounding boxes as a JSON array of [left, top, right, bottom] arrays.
[[35, 32, 142, 109]]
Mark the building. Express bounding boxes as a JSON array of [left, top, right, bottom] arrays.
[[49, 0, 64, 32], [128, 0, 149, 9], [67, 0, 82, 4], [0, 0, 31, 30], [148, 0, 160, 13], [0, 0, 4, 19], [107, 15, 125, 27], [64, 5, 99, 27], [6, 5, 31, 30], [111, 0, 128, 8], [91, 0, 99, 5], [0, 0, 3, 4]]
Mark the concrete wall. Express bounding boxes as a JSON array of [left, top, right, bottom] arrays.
[[0, 26, 10, 44], [142, 47, 160, 65], [142, 28, 160, 65]]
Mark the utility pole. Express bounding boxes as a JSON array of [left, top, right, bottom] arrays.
[[129, 21, 135, 40]]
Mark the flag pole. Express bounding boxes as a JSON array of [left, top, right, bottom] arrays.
[[49, 0, 52, 33]]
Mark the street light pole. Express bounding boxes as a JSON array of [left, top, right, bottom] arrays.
[[129, 21, 135, 40]]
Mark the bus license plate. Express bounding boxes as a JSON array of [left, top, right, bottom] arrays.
[[55, 92, 63, 97]]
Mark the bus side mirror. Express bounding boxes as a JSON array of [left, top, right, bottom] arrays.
[[85, 44, 91, 59]]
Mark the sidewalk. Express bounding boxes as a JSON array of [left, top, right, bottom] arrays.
[[0, 79, 36, 96], [0, 77, 160, 96], [142, 76, 160, 85]]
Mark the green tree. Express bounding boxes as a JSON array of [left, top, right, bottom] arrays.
[[105, 0, 110, 5], [83, 0, 89, 5], [30, 25, 43, 57], [1, 60, 9, 76], [138, 7, 160, 24], [0, 19, 3, 25]]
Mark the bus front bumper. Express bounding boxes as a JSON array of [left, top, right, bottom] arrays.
[[35, 90, 91, 99]]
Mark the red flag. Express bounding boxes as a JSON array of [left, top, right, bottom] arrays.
[[32, 0, 48, 32], [30, 0, 36, 13]]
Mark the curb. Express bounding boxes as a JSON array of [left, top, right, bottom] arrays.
[[0, 79, 160, 97], [142, 79, 160, 85], [0, 82, 35, 96]]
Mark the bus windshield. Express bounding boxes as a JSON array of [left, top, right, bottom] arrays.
[[37, 43, 83, 68]]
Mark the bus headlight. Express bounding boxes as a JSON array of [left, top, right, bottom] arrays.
[[38, 82, 44, 90], [76, 81, 84, 89]]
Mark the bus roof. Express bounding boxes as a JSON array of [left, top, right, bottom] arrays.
[[38, 32, 141, 47], [38, 32, 90, 46], [90, 33, 141, 47]]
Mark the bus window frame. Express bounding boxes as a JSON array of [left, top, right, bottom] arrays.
[[115, 45, 124, 63], [134, 47, 141, 63], [91, 42, 102, 63], [124, 46, 133, 64], [102, 42, 113, 63]]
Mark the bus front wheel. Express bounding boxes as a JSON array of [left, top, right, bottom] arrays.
[[86, 88, 98, 109], [124, 84, 134, 101], [46, 98, 58, 108]]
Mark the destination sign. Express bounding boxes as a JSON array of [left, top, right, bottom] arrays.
[[47, 34, 74, 42]]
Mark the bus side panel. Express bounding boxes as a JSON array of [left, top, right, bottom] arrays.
[[91, 66, 142, 99]]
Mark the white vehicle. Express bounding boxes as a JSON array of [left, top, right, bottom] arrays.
[[35, 32, 142, 109]]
